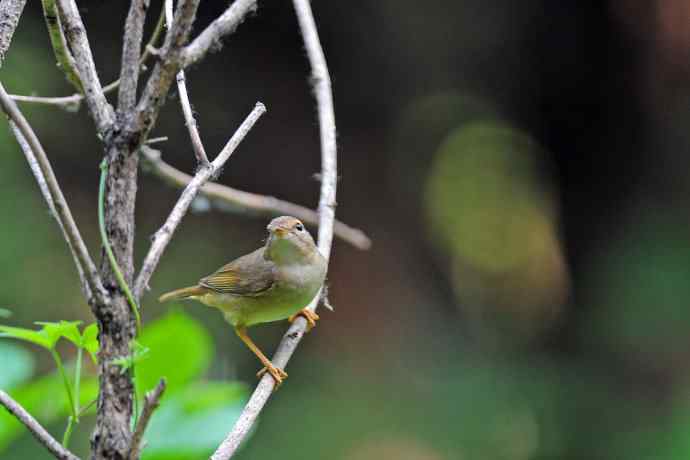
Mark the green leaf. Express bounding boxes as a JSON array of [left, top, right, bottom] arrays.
[[0, 363, 97, 453], [0, 321, 89, 352], [0, 342, 34, 389], [142, 381, 249, 460], [0, 308, 11, 318], [82, 323, 99, 363], [0, 324, 54, 349], [136, 310, 213, 397], [35, 321, 82, 348]]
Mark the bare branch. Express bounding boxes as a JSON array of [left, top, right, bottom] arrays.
[[0, 390, 80, 460], [135, 0, 258, 140], [140, 147, 370, 249], [57, 0, 114, 134], [181, 0, 257, 68], [127, 379, 167, 460], [0, 82, 108, 304], [0, 0, 26, 65], [133, 0, 200, 137], [9, 93, 82, 110], [134, 102, 267, 299], [9, 7, 167, 112], [117, 0, 148, 115], [211, 1, 338, 457], [165, 0, 209, 165]]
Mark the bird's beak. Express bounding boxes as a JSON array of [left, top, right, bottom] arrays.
[[267, 224, 288, 237]]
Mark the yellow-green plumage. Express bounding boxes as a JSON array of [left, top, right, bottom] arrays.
[[158, 216, 327, 386], [158, 217, 327, 328]]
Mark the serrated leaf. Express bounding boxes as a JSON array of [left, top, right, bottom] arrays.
[[35, 321, 82, 348]]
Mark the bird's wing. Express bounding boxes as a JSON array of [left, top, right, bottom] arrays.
[[199, 247, 275, 296]]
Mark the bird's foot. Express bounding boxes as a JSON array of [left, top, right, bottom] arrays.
[[289, 308, 320, 332], [257, 363, 288, 387]]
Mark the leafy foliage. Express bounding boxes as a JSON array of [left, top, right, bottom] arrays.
[[0, 310, 249, 459], [136, 310, 213, 397], [0, 320, 86, 351]]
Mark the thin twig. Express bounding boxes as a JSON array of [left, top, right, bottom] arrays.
[[41, 0, 82, 91], [0, 390, 80, 460], [133, 0, 200, 137], [140, 147, 370, 249], [127, 379, 167, 460], [56, 0, 114, 134], [117, 0, 148, 115], [135, 0, 257, 139], [181, 0, 257, 67], [8, 93, 82, 110], [165, 0, 209, 165], [145, 136, 168, 145], [0, 82, 108, 305], [134, 102, 267, 299], [9, 6, 167, 112], [210, 1, 338, 457]]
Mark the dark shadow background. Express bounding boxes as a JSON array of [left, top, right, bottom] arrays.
[[3, 1, 690, 459]]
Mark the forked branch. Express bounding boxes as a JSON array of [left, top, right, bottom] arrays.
[[9, 7, 167, 112], [134, 102, 267, 299]]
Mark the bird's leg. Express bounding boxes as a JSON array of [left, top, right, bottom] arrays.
[[288, 308, 320, 332], [234, 326, 288, 386]]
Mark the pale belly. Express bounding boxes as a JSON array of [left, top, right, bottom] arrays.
[[198, 281, 321, 327]]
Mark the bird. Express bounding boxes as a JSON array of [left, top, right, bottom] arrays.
[[158, 216, 327, 386]]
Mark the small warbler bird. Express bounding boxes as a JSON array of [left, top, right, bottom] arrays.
[[158, 216, 327, 385]]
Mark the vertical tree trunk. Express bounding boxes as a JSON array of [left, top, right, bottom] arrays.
[[91, 142, 139, 460]]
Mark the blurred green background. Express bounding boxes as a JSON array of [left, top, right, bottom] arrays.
[[3, 0, 690, 459]]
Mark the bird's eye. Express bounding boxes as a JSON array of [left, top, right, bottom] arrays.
[[295, 223, 304, 232]]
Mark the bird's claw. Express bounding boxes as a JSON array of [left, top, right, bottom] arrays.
[[257, 363, 288, 387], [289, 308, 320, 332]]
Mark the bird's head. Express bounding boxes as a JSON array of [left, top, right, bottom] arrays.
[[265, 216, 318, 264]]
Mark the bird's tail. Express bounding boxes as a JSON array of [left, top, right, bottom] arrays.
[[158, 285, 206, 303]]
